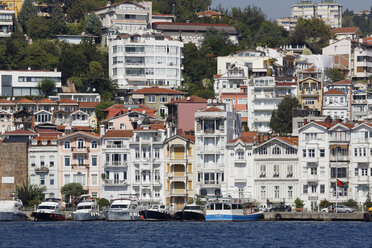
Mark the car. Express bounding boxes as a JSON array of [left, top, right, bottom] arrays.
[[321, 207, 331, 213], [269, 205, 292, 212], [321, 205, 353, 213]]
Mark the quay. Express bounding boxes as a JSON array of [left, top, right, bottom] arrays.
[[264, 212, 365, 221]]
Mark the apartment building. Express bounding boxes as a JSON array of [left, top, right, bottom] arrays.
[[0, 0, 22, 15], [351, 81, 368, 121], [0, 6, 14, 38], [322, 89, 349, 120], [291, 0, 342, 28], [214, 64, 249, 96], [297, 77, 323, 112], [275, 17, 298, 31], [109, 34, 183, 91]]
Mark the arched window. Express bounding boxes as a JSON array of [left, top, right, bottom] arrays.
[[91, 140, 98, 149], [77, 138, 84, 149], [64, 141, 70, 149], [272, 146, 281, 155]]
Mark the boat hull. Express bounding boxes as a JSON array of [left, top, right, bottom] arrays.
[[72, 212, 101, 221], [175, 211, 205, 221], [0, 212, 28, 221], [105, 211, 141, 221], [31, 212, 65, 221], [140, 210, 172, 221], [205, 212, 263, 221]]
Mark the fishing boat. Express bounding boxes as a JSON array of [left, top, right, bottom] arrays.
[[205, 198, 263, 221], [175, 204, 205, 221], [71, 195, 101, 221], [104, 198, 141, 221], [0, 200, 28, 221], [140, 204, 172, 221], [31, 198, 65, 221]]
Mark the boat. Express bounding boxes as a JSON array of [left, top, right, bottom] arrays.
[[0, 200, 28, 221], [140, 204, 172, 221], [31, 198, 65, 221], [71, 196, 101, 221], [205, 198, 263, 221], [175, 204, 205, 221], [104, 198, 141, 221]]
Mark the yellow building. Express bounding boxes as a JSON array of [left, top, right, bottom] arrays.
[[164, 134, 195, 211], [297, 77, 323, 112], [2, 0, 23, 16]]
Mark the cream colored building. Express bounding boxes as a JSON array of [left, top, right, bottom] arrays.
[[297, 77, 323, 112], [164, 134, 195, 211], [1, 0, 22, 16]]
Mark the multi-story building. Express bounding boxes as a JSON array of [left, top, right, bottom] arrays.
[[49, 93, 101, 103], [322, 89, 349, 120], [194, 103, 241, 198], [0, 69, 62, 97], [351, 81, 368, 121], [109, 34, 184, 91], [331, 27, 362, 41], [0, 6, 14, 38], [275, 17, 297, 31], [253, 137, 299, 208], [164, 134, 195, 211], [291, 0, 342, 28], [130, 87, 186, 119], [29, 135, 60, 198], [0, 107, 12, 134], [323, 39, 372, 81], [214, 64, 249, 96], [297, 77, 323, 112], [57, 131, 102, 199], [0, 0, 22, 15], [101, 129, 133, 200], [247, 76, 297, 132]]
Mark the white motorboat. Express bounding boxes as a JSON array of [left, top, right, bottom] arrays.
[[72, 198, 101, 221], [31, 198, 65, 221], [0, 200, 28, 221], [140, 204, 172, 221], [175, 204, 205, 221], [104, 198, 141, 221]]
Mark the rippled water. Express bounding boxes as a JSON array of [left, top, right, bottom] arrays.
[[1, 221, 371, 248]]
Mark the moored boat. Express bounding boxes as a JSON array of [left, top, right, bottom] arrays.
[[175, 204, 205, 221], [71, 197, 101, 221], [205, 198, 263, 221], [140, 204, 172, 221], [0, 200, 28, 221], [31, 198, 65, 221], [104, 198, 141, 221]]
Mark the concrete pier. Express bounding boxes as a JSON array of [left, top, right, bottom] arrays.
[[264, 212, 364, 221]]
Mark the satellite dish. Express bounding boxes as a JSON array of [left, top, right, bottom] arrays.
[[207, 99, 212, 104], [187, 96, 191, 101], [213, 99, 217, 104], [92, 88, 96, 92], [142, 110, 146, 114], [51, 107, 55, 111], [20, 124, 24, 129], [128, 107, 131, 112], [137, 119, 142, 125], [12, 97, 15, 101]]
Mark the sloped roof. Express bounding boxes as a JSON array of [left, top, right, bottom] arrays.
[[79, 102, 100, 108], [331, 27, 359, 34], [3, 129, 37, 135], [58, 131, 100, 140], [0, 99, 14, 104], [37, 98, 57, 104], [277, 136, 298, 146], [57, 98, 78, 104], [131, 87, 186, 95], [104, 130, 134, 138], [202, 106, 223, 112], [178, 133, 195, 142], [17, 98, 36, 104], [96, 0, 145, 11], [135, 123, 166, 131], [324, 89, 346, 95], [169, 95, 208, 104], [329, 79, 352, 85], [72, 126, 93, 131]]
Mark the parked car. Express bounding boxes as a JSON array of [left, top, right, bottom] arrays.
[[321, 205, 353, 213], [269, 205, 292, 212]]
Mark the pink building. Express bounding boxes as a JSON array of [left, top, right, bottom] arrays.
[[57, 131, 102, 199], [166, 95, 207, 134]]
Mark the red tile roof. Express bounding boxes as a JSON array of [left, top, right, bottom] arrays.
[[3, 129, 37, 135], [58, 98, 78, 104], [104, 130, 134, 138], [331, 27, 359, 34], [202, 106, 223, 112], [0, 99, 14, 104], [324, 89, 346, 95], [329, 79, 352, 85], [131, 87, 186, 95], [179, 133, 195, 142], [305, 67, 316, 72], [197, 10, 222, 16], [37, 98, 56, 104], [79, 102, 100, 108], [34, 136, 58, 141], [72, 126, 93, 131], [57, 125, 66, 130], [96, 0, 145, 11], [17, 98, 36, 104], [214, 74, 223, 78], [277, 137, 298, 146], [135, 123, 166, 131], [169, 95, 208, 104]]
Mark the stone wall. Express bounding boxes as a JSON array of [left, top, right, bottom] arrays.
[[0, 142, 28, 199]]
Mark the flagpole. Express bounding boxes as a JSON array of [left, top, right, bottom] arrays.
[[335, 146, 338, 213]]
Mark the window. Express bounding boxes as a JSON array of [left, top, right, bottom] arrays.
[[154, 170, 160, 181], [305, 98, 315, 105], [40, 175, 45, 185], [303, 185, 308, 194], [260, 165, 266, 177], [30, 156, 36, 167], [273, 165, 279, 177], [355, 168, 359, 176], [91, 174, 98, 186], [320, 149, 325, 157], [49, 156, 54, 167], [91, 156, 97, 166], [311, 185, 317, 193], [361, 168, 368, 176], [135, 170, 140, 182], [320, 184, 325, 194], [302, 149, 306, 157], [148, 95, 156, 103], [272, 146, 281, 155], [305, 133, 317, 141], [64, 156, 70, 166], [77, 138, 84, 149], [154, 149, 160, 159], [159, 96, 168, 103], [50, 174, 54, 185], [77, 156, 84, 165], [64, 141, 70, 149], [120, 123, 125, 130], [308, 149, 315, 157], [331, 168, 347, 178], [288, 186, 293, 198], [30, 175, 36, 185], [287, 165, 293, 177], [310, 167, 317, 175], [274, 186, 280, 198], [64, 174, 70, 185], [91, 141, 98, 149], [237, 150, 244, 160], [135, 149, 140, 159], [260, 186, 266, 198]]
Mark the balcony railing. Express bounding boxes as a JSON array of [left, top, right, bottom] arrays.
[[71, 147, 90, 153], [71, 164, 90, 169], [104, 179, 127, 186], [104, 161, 128, 167], [35, 167, 49, 173]]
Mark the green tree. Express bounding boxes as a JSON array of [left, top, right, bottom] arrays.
[[364, 195, 372, 209], [85, 13, 102, 38], [26, 16, 52, 39], [37, 78, 56, 97], [343, 199, 359, 209], [61, 183, 84, 204], [17, 0, 37, 32], [325, 67, 346, 82], [97, 198, 110, 210], [319, 199, 332, 209], [95, 101, 113, 122], [253, 21, 289, 48], [16, 182, 46, 207], [50, 3, 66, 35], [82, 61, 117, 95], [270, 95, 299, 135], [294, 198, 304, 209], [67, 0, 85, 23], [291, 18, 333, 54]]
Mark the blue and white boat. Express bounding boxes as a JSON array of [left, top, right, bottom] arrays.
[[205, 198, 263, 221]]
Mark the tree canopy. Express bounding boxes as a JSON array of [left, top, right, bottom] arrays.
[[60, 183, 84, 203], [16, 182, 46, 207], [18, 0, 37, 32], [270, 95, 299, 135], [37, 78, 56, 97], [325, 68, 346, 83]]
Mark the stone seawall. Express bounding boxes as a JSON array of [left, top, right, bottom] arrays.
[[264, 212, 364, 221]]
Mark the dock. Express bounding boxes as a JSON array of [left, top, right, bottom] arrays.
[[264, 212, 365, 221]]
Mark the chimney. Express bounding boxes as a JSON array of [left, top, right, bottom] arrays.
[[54, 68, 57, 72], [100, 124, 106, 137], [28, 67, 31, 71], [304, 119, 308, 125]]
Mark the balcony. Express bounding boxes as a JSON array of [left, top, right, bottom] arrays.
[[329, 155, 349, 162], [71, 164, 89, 169], [104, 161, 128, 168], [357, 176, 370, 184], [200, 180, 221, 187], [106, 144, 123, 149], [104, 179, 127, 186], [302, 90, 319, 97], [307, 174, 319, 182], [167, 172, 186, 181], [169, 189, 187, 197], [35, 167, 49, 173], [71, 147, 90, 153], [169, 158, 186, 164]]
